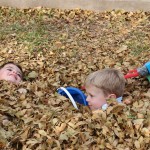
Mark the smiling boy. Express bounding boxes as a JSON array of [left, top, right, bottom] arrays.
[[0, 62, 23, 84], [85, 68, 125, 110]]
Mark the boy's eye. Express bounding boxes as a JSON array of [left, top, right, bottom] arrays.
[[17, 74, 21, 78], [89, 94, 94, 97], [7, 68, 12, 71]]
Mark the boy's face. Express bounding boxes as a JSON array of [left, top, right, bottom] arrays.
[[85, 84, 108, 110], [0, 64, 22, 84]]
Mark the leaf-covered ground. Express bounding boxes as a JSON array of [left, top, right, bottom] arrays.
[[0, 7, 150, 150]]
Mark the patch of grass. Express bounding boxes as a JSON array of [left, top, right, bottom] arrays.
[[127, 42, 150, 56], [0, 22, 23, 40], [127, 115, 136, 119], [0, 19, 53, 51], [19, 29, 48, 50]]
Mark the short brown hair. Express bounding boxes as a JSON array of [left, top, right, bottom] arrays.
[[85, 68, 125, 97]]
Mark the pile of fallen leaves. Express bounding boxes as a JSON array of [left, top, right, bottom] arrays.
[[0, 7, 150, 149]]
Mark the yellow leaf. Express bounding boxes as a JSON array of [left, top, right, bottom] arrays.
[[141, 128, 150, 137], [38, 130, 47, 136], [55, 123, 67, 135], [28, 71, 38, 79], [134, 140, 140, 149]]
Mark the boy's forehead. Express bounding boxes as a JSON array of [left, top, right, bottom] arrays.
[[4, 64, 22, 72], [4, 63, 16, 68], [86, 84, 102, 93]]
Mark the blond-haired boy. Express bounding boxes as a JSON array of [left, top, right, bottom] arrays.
[[85, 68, 125, 110]]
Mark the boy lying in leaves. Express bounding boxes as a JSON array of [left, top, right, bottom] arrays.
[[85, 68, 125, 110], [0, 62, 23, 84], [58, 68, 126, 111]]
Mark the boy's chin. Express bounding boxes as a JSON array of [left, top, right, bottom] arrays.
[[89, 105, 97, 110], [6, 78, 18, 84], [8, 80, 18, 84]]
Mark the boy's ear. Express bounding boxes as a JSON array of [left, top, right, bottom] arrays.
[[108, 94, 117, 99]]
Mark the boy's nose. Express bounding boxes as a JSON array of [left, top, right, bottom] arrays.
[[12, 70, 17, 77], [86, 96, 90, 102], [12, 70, 17, 74]]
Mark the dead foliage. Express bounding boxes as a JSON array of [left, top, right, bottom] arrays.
[[0, 7, 150, 150]]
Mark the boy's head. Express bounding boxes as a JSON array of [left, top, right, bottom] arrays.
[[0, 62, 23, 84], [85, 68, 125, 110]]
